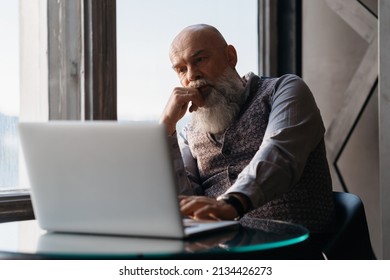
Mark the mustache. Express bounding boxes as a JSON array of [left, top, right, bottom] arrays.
[[188, 79, 224, 98], [188, 79, 212, 89]]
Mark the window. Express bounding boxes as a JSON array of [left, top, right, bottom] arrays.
[[0, 0, 20, 193], [116, 0, 259, 125], [1, 0, 116, 222]]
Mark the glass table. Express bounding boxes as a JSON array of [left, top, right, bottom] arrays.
[[0, 218, 310, 259]]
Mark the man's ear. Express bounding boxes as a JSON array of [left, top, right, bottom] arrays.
[[226, 45, 238, 68]]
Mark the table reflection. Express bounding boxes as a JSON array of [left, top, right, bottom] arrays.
[[32, 218, 309, 258]]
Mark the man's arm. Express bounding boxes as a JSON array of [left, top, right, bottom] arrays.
[[167, 132, 196, 195], [177, 128, 204, 195], [178, 128, 250, 220], [160, 85, 205, 195], [225, 74, 325, 209]]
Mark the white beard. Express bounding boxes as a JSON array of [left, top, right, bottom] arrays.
[[190, 68, 246, 134]]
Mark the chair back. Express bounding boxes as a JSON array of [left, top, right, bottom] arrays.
[[323, 191, 375, 259]]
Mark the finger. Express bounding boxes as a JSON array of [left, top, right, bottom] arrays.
[[187, 90, 205, 109], [193, 205, 222, 221], [179, 88, 205, 110], [161, 88, 191, 128], [196, 200, 240, 221], [180, 196, 212, 216], [180, 196, 231, 221], [180, 198, 200, 215], [174, 88, 192, 108], [165, 87, 204, 117], [179, 195, 198, 206], [189, 103, 199, 113]]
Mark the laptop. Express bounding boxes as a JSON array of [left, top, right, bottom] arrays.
[[18, 121, 238, 239]]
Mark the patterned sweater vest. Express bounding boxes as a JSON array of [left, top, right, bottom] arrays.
[[186, 75, 335, 233]]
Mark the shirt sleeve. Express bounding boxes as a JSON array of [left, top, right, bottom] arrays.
[[225, 74, 326, 209], [168, 129, 204, 195]]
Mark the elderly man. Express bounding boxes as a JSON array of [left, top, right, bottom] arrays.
[[160, 24, 334, 235]]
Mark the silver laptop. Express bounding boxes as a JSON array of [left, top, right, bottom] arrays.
[[18, 121, 238, 239]]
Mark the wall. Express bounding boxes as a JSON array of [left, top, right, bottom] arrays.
[[379, 0, 390, 260], [302, 0, 380, 257]]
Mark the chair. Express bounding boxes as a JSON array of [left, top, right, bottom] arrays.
[[322, 191, 375, 260]]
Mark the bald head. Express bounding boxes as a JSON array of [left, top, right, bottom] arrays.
[[169, 24, 239, 86], [170, 24, 227, 59]]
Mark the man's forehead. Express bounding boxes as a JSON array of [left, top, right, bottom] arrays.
[[170, 48, 207, 68], [170, 26, 226, 61], [170, 41, 209, 57], [171, 41, 218, 65], [170, 38, 210, 64], [171, 32, 208, 52]]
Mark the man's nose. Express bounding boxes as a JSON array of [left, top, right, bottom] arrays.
[[186, 66, 202, 83]]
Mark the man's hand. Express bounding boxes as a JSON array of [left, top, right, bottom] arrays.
[[160, 87, 205, 135], [179, 195, 239, 221]]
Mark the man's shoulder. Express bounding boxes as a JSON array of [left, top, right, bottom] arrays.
[[250, 74, 311, 104], [245, 72, 297, 87], [261, 74, 309, 96], [274, 74, 306, 88], [250, 74, 279, 95], [260, 74, 302, 84]]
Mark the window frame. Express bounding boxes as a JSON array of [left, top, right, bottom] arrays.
[[0, 193, 34, 223], [258, 0, 302, 77], [0, 0, 117, 222]]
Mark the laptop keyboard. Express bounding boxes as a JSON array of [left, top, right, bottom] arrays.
[[183, 218, 214, 228]]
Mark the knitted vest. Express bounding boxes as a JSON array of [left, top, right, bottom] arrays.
[[186, 75, 334, 233]]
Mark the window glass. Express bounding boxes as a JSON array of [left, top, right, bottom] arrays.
[[0, 0, 20, 192], [116, 0, 258, 124]]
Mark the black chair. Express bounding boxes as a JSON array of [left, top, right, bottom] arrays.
[[322, 191, 375, 260]]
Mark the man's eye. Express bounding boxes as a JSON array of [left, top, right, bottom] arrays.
[[177, 67, 186, 74]]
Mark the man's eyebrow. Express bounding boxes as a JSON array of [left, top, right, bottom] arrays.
[[171, 49, 207, 70], [171, 62, 183, 70], [190, 49, 206, 58]]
